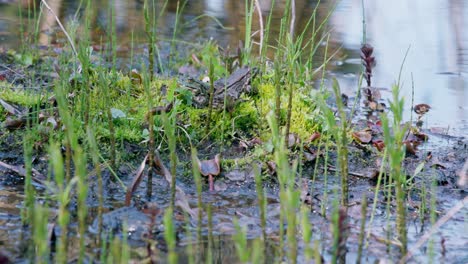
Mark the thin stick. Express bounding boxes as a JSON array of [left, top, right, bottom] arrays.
[[327, 165, 369, 179], [254, 0, 263, 55], [399, 195, 468, 263], [289, 0, 296, 39], [40, 0, 78, 57]]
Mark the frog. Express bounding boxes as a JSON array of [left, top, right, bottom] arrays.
[[179, 67, 258, 110]]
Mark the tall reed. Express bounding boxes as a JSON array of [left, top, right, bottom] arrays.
[[32, 205, 49, 263], [87, 127, 104, 248], [233, 218, 250, 262], [254, 165, 267, 252], [190, 148, 204, 255], [164, 207, 177, 264], [161, 105, 178, 209], [142, 64, 155, 198], [22, 131, 35, 225], [382, 84, 408, 255], [267, 113, 300, 263]]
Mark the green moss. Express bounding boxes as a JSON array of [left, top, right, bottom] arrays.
[[256, 83, 320, 140], [0, 83, 43, 106], [1, 63, 323, 153], [0, 83, 46, 122]]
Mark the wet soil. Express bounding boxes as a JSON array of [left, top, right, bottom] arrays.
[[0, 53, 467, 263]]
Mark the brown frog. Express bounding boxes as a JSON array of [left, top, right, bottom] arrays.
[[179, 67, 258, 110]]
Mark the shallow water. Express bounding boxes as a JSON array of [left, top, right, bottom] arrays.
[[0, 0, 467, 262]]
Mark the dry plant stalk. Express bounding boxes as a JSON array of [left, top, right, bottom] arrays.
[[40, 0, 78, 57]]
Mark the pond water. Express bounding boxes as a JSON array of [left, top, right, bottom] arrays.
[[0, 0, 467, 137], [0, 0, 467, 263]]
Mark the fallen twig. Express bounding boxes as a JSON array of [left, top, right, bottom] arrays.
[[399, 195, 468, 263], [40, 0, 78, 57], [125, 154, 148, 206], [0, 160, 46, 185], [327, 165, 371, 179], [124, 152, 197, 219], [254, 0, 263, 54]]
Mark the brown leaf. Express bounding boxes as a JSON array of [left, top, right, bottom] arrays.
[[403, 140, 418, 155], [367, 120, 383, 135], [191, 53, 201, 65], [361, 44, 374, 57], [414, 103, 431, 115], [266, 161, 277, 175], [197, 154, 221, 177], [372, 139, 385, 152], [352, 129, 373, 144], [3, 118, 27, 130], [308, 132, 321, 143], [146, 102, 173, 118], [125, 154, 148, 206]]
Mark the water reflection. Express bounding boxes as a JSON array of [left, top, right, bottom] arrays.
[[331, 0, 467, 136]]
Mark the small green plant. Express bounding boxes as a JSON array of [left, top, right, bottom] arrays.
[[357, 195, 368, 264], [254, 165, 267, 251], [233, 218, 250, 262], [161, 96, 178, 208], [381, 83, 409, 255], [191, 148, 204, 243], [301, 207, 313, 261], [318, 79, 349, 207], [32, 205, 49, 263], [164, 208, 178, 264]]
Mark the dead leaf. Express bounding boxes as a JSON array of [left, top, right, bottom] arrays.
[[3, 118, 27, 130], [352, 129, 373, 144], [367, 120, 383, 135], [266, 161, 277, 175], [125, 154, 148, 206], [403, 140, 418, 155], [414, 103, 431, 116], [146, 102, 173, 119], [197, 154, 221, 191], [308, 132, 321, 143], [0, 99, 22, 116], [250, 137, 262, 146], [372, 139, 385, 152]]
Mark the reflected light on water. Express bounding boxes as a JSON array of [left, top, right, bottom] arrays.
[[331, 0, 467, 136]]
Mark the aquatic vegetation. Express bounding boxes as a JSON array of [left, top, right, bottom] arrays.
[[0, 0, 465, 263]]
